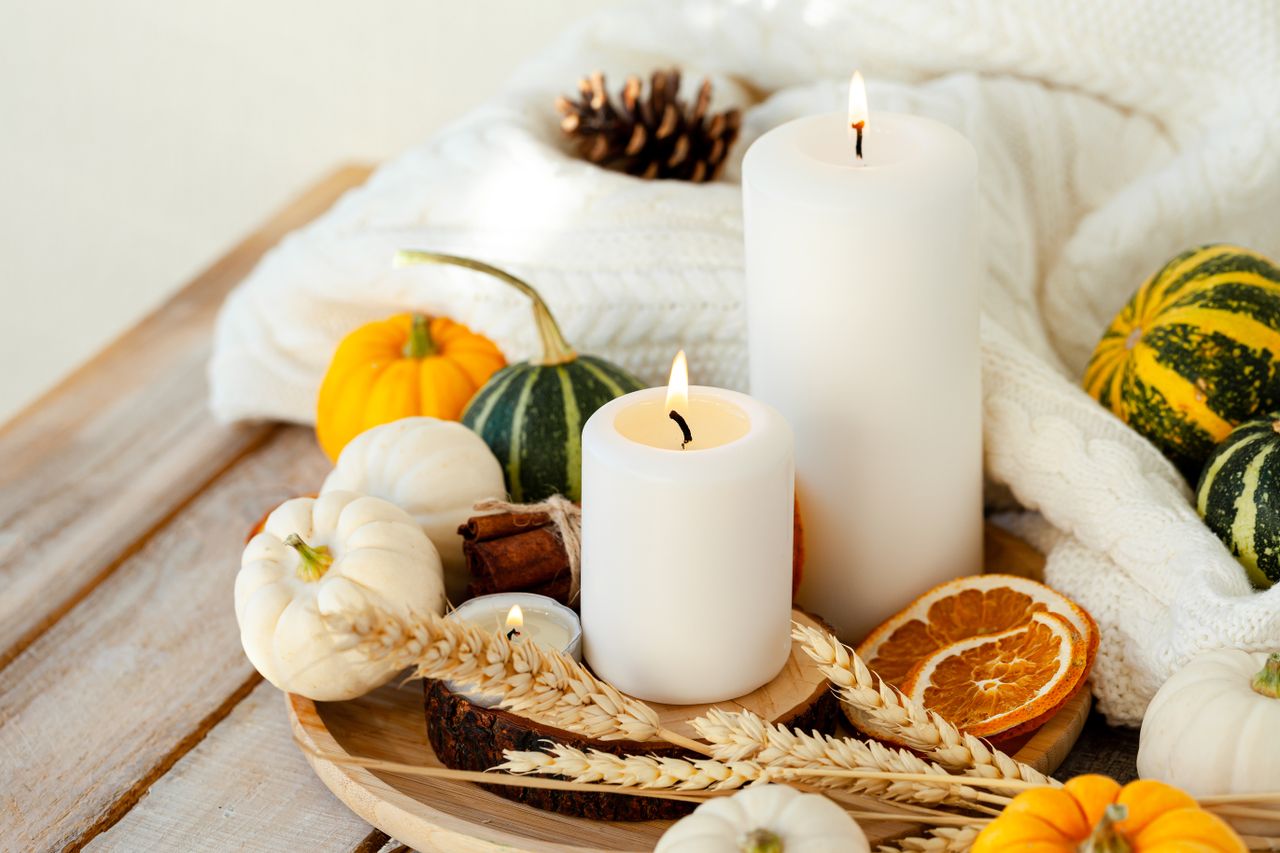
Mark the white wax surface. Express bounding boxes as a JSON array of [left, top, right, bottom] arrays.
[[743, 111, 982, 643], [581, 386, 794, 705], [614, 396, 749, 450]]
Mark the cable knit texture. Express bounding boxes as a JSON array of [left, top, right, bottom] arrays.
[[210, 0, 1280, 724]]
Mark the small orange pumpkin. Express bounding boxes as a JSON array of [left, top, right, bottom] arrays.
[[316, 314, 505, 461], [973, 775, 1245, 853]]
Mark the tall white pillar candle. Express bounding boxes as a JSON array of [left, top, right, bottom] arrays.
[[581, 356, 794, 704], [742, 74, 982, 642]]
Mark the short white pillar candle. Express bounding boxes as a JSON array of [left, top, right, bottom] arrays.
[[580, 353, 794, 705]]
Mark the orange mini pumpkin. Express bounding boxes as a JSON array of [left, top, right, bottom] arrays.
[[973, 775, 1245, 853], [316, 314, 505, 461]]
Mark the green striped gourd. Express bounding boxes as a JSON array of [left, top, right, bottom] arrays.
[[1196, 414, 1280, 589], [395, 251, 644, 502], [1083, 244, 1280, 477]]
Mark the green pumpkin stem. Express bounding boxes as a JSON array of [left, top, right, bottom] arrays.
[[740, 828, 784, 853], [402, 314, 437, 359], [394, 250, 577, 366], [1079, 804, 1131, 853], [1252, 653, 1280, 699], [284, 533, 333, 581]]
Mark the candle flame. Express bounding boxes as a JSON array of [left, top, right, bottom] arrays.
[[848, 70, 868, 130], [506, 604, 524, 630], [665, 349, 689, 413]]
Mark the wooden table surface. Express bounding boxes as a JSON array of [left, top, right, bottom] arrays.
[[0, 165, 1139, 852]]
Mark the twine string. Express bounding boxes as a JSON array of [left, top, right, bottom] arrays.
[[474, 495, 582, 601]]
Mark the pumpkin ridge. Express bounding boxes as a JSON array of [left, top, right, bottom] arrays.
[[417, 356, 471, 419], [1083, 346, 1121, 402], [515, 367, 571, 503], [1088, 358, 1124, 410], [1227, 441, 1276, 586], [1164, 271, 1280, 309], [1151, 245, 1246, 307], [1133, 324, 1271, 425], [504, 368, 541, 502], [556, 365, 583, 501], [1196, 431, 1265, 517], [1170, 250, 1280, 289], [1152, 308, 1280, 362], [1250, 445, 1280, 584], [366, 360, 421, 430], [1127, 347, 1231, 438], [320, 362, 389, 460], [463, 365, 523, 436], [575, 355, 631, 397]]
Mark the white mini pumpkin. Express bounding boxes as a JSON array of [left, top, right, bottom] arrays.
[[1138, 649, 1280, 798], [234, 490, 445, 701], [655, 785, 869, 853], [321, 417, 505, 601]]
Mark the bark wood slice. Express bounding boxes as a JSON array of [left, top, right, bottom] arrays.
[[287, 527, 1078, 851], [423, 608, 838, 821]]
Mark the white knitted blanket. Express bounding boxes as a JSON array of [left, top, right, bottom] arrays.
[[210, 0, 1280, 724]]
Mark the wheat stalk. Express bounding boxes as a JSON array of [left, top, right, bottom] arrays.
[[303, 744, 709, 803], [326, 605, 661, 741], [690, 708, 1005, 809], [499, 743, 1001, 821], [497, 743, 761, 791], [793, 622, 1054, 786], [497, 744, 984, 826], [877, 825, 984, 852]]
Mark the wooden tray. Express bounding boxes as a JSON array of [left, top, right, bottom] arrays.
[[288, 527, 1092, 851], [419, 610, 838, 822]]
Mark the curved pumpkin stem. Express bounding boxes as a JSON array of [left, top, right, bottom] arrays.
[[1079, 804, 1131, 853], [394, 250, 577, 366], [284, 533, 333, 582], [1253, 652, 1280, 699], [402, 314, 438, 359]]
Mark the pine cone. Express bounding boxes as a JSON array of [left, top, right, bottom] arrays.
[[555, 69, 741, 183]]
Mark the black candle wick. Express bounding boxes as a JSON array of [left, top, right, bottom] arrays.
[[852, 120, 865, 160], [506, 628, 521, 641], [669, 409, 693, 449]]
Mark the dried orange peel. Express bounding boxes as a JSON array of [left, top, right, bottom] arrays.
[[855, 574, 1098, 742]]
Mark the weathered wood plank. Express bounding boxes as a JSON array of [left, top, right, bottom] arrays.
[[86, 681, 376, 852], [0, 165, 373, 671], [0, 427, 330, 852]]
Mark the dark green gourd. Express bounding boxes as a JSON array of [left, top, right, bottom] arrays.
[[395, 251, 644, 502], [1196, 413, 1280, 589]]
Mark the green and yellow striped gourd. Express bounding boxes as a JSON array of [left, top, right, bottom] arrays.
[[1084, 245, 1280, 476], [1196, 414, 1280, 589], [395, 251, 644, 503]]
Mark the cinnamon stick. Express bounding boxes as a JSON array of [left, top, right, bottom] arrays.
[[460, 511, 575, 605]]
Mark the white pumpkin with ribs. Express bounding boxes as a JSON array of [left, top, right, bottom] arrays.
[[234, 490, 444, 701]]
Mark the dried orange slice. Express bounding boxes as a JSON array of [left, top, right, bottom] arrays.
[[900, 611, 1088, 739], [858, 574, 1097, 687], [853, 574, 1098, 741]]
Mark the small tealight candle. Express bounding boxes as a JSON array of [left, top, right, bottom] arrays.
[[446, 593, 582, 706]]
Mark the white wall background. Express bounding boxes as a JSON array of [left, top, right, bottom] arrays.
[[0, 0, 614, 425]]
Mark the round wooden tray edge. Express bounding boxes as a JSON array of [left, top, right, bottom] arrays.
[[288, 692, 583, 853], [1016, 689, 1092, 774]]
